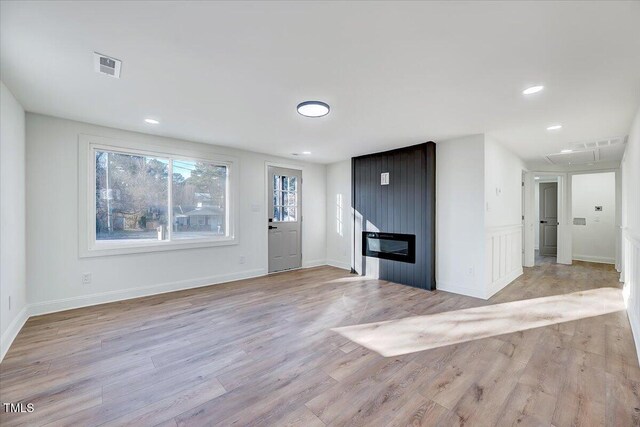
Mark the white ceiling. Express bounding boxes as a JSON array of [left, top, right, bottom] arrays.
[[2, 1, 639, 165]]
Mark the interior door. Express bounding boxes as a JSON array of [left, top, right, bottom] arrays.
[[539, 182, 558, 257], [268, 166, 302, 273]]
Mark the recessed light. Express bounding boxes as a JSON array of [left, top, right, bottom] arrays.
[[302, 151, 312, 155], [523, 85, 544, 95], [547, 124, 562, 131], [297, 101, 330, 118], [561, 149, 573, 153], [534, 177, 540, 180], [144, 118, 159, 125]]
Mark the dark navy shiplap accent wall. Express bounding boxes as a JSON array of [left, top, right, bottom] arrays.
[[351, 142, 436, 290]]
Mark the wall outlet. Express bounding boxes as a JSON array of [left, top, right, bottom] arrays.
[[82, 273, 92, 285], [465, 267, 475, 277], [239, 255, 246, 264]]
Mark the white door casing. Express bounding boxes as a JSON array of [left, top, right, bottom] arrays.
[[539, 182, 558, 257]]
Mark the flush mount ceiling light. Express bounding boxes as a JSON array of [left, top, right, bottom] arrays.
[[297, 101, 330, 118], [561, 149, 573, 153], [547, 124, 562, 131], [534, 177, 540, 180], [302, 151, 312, 155], [523, 85, 544, 95], [144, 118, 159, 124]]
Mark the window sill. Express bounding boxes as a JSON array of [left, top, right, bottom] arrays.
[[80, 237, 238, 258]]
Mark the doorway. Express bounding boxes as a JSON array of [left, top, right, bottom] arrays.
[[535, 176, 559, 265], [267, 166, 302, 273], [571, 172, 616, 264]]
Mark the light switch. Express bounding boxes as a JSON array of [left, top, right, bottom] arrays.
[[381, 172, 390, 185]]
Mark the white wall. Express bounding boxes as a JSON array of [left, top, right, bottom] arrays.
[[0, 82, 28, 360], [484, 137, 526, 228], [572, 172, 616, 264], [325, 160, 351, 270], [483, 137, 525, 297], [436, 135, 486, 298], [26, 113, 327, 314], [621, 105, 640, 364]]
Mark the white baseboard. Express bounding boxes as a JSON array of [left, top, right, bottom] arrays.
[[302, 259, 327, 268], [572, 254, 615, 264], [326, 259, 351, 270], [436, 280, 486, 299], [1, 306, 29, 362], [627, 307, 640, 368], [486, 267, 523, 299], [29, 268, 267, 317]]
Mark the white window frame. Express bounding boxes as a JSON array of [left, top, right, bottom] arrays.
[[79, 134, 239, 257]]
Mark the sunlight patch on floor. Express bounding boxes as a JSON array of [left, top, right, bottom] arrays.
[[332, 287, 624, 357]]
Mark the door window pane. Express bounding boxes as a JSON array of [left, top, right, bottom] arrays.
[[272, 174, 298, 222], [284, 207, 297, 221], [95, 151, 169, 241], [172, 160, 227, 239]]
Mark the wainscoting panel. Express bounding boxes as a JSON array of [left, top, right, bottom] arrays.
[[486, 225, 523, 298], [623, 227, 640, 365]]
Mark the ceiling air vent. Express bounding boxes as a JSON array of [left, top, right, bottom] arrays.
[[572, 136, 626, 151], [94, 52, 121, 78]]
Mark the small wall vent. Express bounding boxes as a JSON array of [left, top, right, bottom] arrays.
[[94, 52, 121, 78]]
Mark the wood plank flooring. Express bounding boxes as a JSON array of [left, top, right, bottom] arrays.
[[1, 261, 638, 426]]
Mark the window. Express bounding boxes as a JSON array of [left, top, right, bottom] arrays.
[[95, 151, 169, 242], [172, 160, 228, 240], [80, 135, 237, 256], [272, 174, 298, 222]]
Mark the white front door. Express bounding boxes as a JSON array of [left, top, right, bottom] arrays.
[[268, 166, 302, 273]]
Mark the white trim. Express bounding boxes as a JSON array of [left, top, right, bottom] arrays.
[[523, 170, 536, 268], [486, 267, 523, 299], [78, 134, 240, 257], [436, 281, 486, 299], [526, 172, 570, 265], [326, 259, 351, 270], [622, 227, 640, 366], [28, 268, 266, 316], [628, 308, 640, 368], [0, 306, 29, 362], [572, 255, 615, 264]]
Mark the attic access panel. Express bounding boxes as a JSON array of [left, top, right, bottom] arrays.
[[546, 150, 595, 165]]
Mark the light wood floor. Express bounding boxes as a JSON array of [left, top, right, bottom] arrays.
[[1, 261, 638, 426]]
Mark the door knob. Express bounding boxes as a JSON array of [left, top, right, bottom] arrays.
[[540, 220, 548, 223], [269, 225, 278, 230]]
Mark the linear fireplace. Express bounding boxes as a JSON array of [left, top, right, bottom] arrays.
[[362, 232, 416, 264], [352, 142, 435, 290]]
